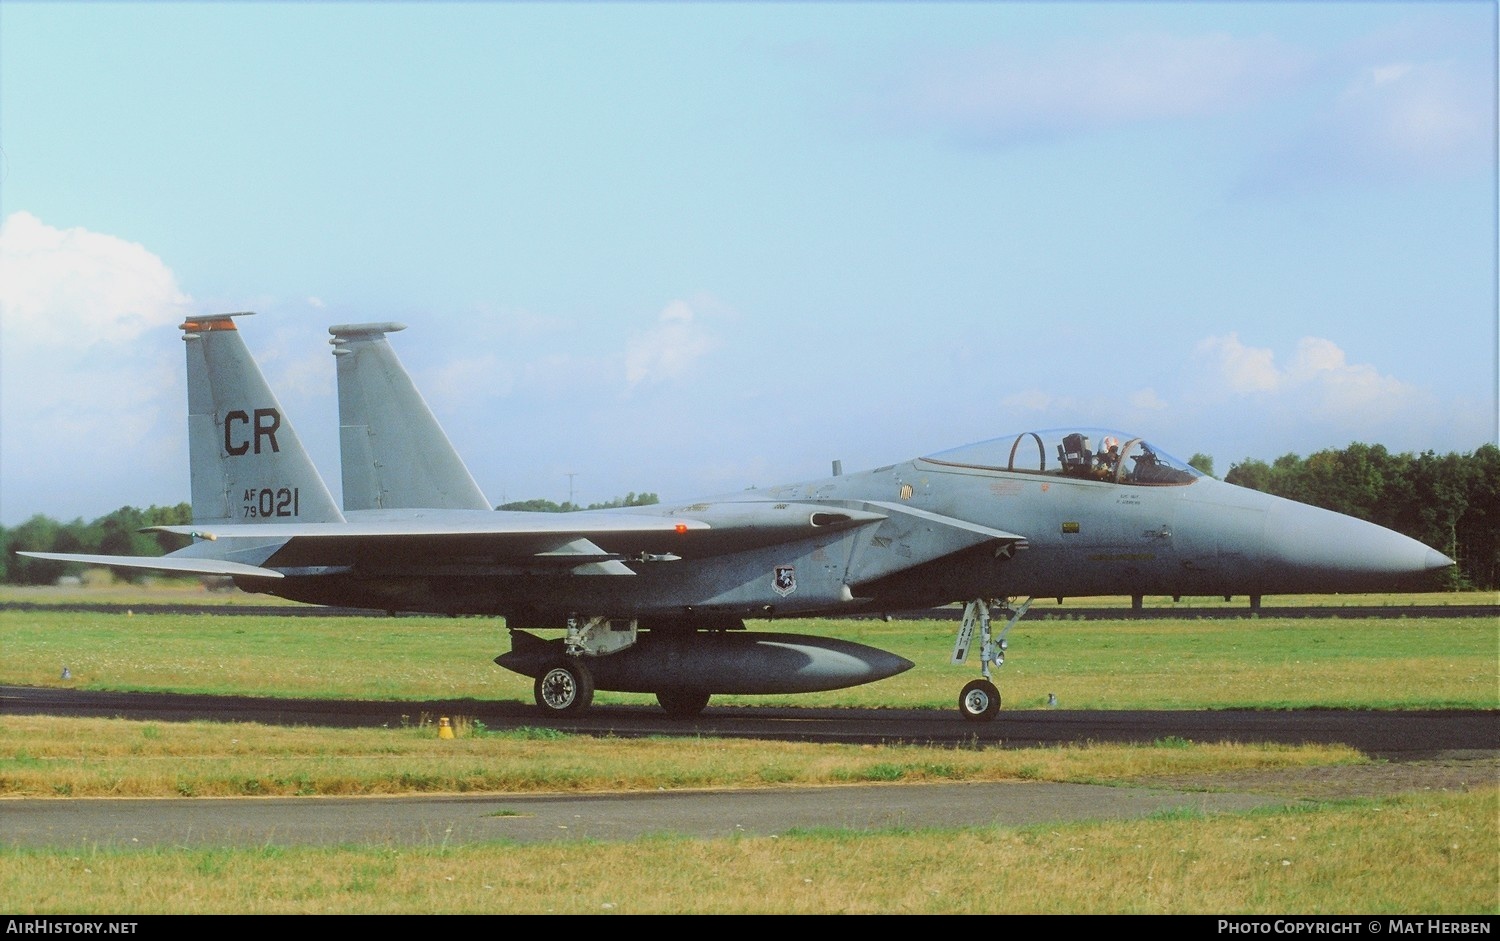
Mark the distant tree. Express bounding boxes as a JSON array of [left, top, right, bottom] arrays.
[[6, 515, 69, 585], [2, 504, 195, 584], [1224, 457, 1272, 492], [144, 503, 193, 554], [1459, 444, 1500, 589], [97, 507, 156, 558], [586, 492, 660, 510], [496, 498, 572, 513], [498, 492, 659, 513], [1188, 453, 1215, 478]]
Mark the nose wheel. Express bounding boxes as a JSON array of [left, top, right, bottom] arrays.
[[959, 678, 1001, 721], [950, 597, 1031, 721]]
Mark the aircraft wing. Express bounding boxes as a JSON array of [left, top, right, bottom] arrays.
[[16, 551, 285, 579], [139, 503, 889, 573]]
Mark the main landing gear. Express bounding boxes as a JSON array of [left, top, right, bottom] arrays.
[[532, 615, 623, 715], [528, 615, 714, 718], [951, 597, 1032, 721], [531, 659, 713, 718]]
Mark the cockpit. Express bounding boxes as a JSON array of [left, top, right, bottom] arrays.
[[922, 429, 1203, 486]]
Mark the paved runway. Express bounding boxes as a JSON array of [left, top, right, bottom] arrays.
[[0, 781, 1312, 850]]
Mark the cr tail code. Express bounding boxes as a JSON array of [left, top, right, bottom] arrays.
[[225, 407, 281, 455]]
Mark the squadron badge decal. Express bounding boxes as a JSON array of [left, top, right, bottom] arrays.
[[773, 565, 797, 597]]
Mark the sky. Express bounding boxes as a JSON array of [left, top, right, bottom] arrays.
[[1, 2, 1495, 525]]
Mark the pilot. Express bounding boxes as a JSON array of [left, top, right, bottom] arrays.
[[1093, 436, 1121, 479]]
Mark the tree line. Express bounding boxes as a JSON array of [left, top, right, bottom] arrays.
[[2, 503, 193, 586], [496, 492, 660, 513], [3, 445, 1495, 589]]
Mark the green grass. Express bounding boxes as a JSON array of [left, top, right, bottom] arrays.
[[3, 604, 1494, 710], [0, 715, 1370, 797], [3, 791, 1494, 914]]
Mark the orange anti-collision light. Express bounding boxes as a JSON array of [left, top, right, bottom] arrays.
[[675, 523, 688, 534], [181, 315, 246, 332]]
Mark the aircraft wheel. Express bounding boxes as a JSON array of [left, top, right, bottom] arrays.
[[534, 659, 594, 714], [958, 678, 1001, 722], [655, 688, 711, 718]]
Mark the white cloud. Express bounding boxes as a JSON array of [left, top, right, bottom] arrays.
[[1188, 332, 1453, 449], [1251, 56, 1492, 188], [878, 32, 1308, 145], [624, 299, 721, 387], [0, 212, 192, 346], [0, 213, 194, 522], [1284, 336, 1417, 420], [998, 388, 1058, 413], [467, 302, 573, 340], [1195, 333, 1282, 393], [974, 334, 1489, 465], [1334, 60, 1490, 176], [1128, 388, 1168, 411], [428, 354, 511, 403]]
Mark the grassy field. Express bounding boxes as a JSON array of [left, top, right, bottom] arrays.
[[2, 592, 1494, 710], [4, 789, 1493, 914], [1, 586, 1495, 914], [0, 714, 1372, 798]]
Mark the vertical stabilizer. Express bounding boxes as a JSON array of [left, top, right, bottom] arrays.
[[329, 322, 492, 511], [182, 314, 344, 525]]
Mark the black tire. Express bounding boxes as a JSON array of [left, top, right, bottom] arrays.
[[534, 659, 594, 714], [655, 688, 711, 718], [958, 678, 1001, 721]]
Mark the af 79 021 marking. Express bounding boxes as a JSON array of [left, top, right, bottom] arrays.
[[241, 487, 300, 519]]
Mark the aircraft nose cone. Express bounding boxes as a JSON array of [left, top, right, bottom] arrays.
[[1424, 547, 1458, 572], [1263, 498, 1455, 591]]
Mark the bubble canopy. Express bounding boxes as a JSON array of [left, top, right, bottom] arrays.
[[921, 428, 1203, 486]]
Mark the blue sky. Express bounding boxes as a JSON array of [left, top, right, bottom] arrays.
[[1, 2, 1495, 524]]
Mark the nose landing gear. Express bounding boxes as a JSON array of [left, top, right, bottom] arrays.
[[951, 597, 1032, 721]]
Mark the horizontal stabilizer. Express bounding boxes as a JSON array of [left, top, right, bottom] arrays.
[[16, 551, 285, 579]]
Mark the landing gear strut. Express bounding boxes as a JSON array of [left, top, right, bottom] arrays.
[[951, 597, 1032, 721]]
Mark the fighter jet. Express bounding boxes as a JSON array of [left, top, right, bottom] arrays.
[[21, 313, 1456, 720]]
